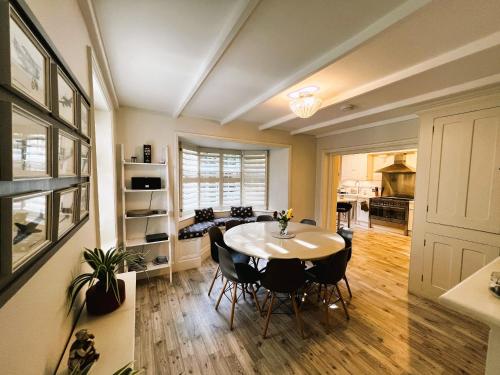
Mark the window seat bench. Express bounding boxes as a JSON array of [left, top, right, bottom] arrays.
[[178, 216, 257, 240]]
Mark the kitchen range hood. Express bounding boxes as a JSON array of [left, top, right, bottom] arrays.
[[376, 153, 415, 174]]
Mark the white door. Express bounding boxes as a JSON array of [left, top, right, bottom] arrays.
[[422, 233, 499, 298], [427, 107, 500, 234]]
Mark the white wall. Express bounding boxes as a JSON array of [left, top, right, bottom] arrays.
[[0, 1, 99, 374], [268, 148, 290, 210], [94, 109, 117, 250]]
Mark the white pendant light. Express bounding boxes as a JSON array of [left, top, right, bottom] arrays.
[[288, 86, 322, 118]]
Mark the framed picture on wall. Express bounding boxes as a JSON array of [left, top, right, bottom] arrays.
[[79, 96, 90, 139], [0, 190, 52, 274], [0, 102, 51, 181], [78, 182, 90, 220], [54, 187, 77, 239], [57, 129, 77, 177], [80, 141, 90, 177], [0, 4, 51, 111], [51, 64, 76, 127]]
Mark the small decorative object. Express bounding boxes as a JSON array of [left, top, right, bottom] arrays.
[[79, 182, 90, 219], [80, 142, 91, 176], [0, 103, 51, 180], [153, 255, 168, 265], [68, 329, 99, 373], [0, 190, 52, 272], [80, 98, 90, 138], [68, 248, 139, 315], [2, 5, 51, 110], [143, 144, 151, 163], [490, 272, 500, 298], [130, 156, 137, 163], [58, 130, 77, 176], [53, 65, 76, 127], [273, 208, 293, 236]]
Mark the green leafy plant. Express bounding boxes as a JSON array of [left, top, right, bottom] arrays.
[[113, 362, 143, 375], [67, 248, 139, 312]]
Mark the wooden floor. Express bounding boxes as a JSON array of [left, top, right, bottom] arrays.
[[134, 227, 488, 374]]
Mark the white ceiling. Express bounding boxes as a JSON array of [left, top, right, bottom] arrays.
[[91, 0, 500, 136]]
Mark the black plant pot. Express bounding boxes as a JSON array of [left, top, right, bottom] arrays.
[[86, 279, 126, 315]]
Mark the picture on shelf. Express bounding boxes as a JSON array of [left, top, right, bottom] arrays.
[[11, 105, 50, 179], [80, 142, 90, 176], [58, 131, 76, 176], [56, 69, 76, 126], [79, 182, 89, 219], [8, 7, 50, 109], [56, 187, 77, 238], [10, 191, 51, 271], [80, 99, 90, 138]]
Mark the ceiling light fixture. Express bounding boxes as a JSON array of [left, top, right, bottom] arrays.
[[288, 86, 322, 118]]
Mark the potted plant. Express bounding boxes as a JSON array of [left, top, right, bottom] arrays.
[[273, 208, 293, 236], [68, 248, 138, 315]]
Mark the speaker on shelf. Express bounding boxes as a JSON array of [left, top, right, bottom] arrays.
[[131, 177, 161, 190], [143, 144, 152, 163]]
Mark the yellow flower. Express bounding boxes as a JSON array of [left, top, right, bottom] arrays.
[[286, 208, 293, 219]]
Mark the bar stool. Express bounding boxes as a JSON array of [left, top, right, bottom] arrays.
[[336, 202, 352, 229]]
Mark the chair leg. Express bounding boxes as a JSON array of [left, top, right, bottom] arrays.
[[215, 279, 228, 310], [335, 284, 350, 320], [262, 292, 275, 339], [290, 292, 305, 339], [208, 265, 220, 297], [317, 284, 322, 303], [337, 212, 340, 230], [261, 290, 270, 313], [324, 286, 330, 326], [344, 275, 352, 299], [250, 284, 261, 314], [229, 282, 238, 330]]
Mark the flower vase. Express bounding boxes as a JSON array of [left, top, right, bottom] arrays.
[[279, 220, 288, 236]]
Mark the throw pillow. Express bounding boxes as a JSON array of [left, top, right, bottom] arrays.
[[194, 207, 215, 223]]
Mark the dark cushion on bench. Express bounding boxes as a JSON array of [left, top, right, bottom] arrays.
[[178, 221, 215, 240]]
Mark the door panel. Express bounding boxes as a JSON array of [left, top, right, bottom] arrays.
[[427, 107, 500, 233], [423, 233, 500, 297]]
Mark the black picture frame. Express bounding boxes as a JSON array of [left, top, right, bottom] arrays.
[[77, 94, 90, 140], [77, 182, 90, 221], [55, 127, 78, 178], [79, 140, 91, 177], [0, 190, 52, 276], [51, 63, 77, 129], [0, 101, 52, 181], [53, 186, 77, 240], [0, 2, 52, 113]]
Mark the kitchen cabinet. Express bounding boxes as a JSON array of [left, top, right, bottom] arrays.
[[408, 201, 414, 232], [427, 107, 500, 234], [422, 233, 499, 298], [341, 154, 368, 181]]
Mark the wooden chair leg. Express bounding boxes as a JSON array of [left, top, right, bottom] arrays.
[[261, 290, 270, 313], [317, 284, 322, 303], [250, 284, 261, 313], [335, 284, 350, 320], [291, 292, 305, 339], [337, 212, 340, 230], [324, 286, 330, 326], [344, 275, 352, 299], [208, 265, 220, 297], [262, 293, 275, 339], [229, 282, 238, 330], [347, 210, 351, 228], [215, 279, 228, 310]]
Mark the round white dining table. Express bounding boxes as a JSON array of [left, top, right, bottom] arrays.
[[224, 222, 345, 261]]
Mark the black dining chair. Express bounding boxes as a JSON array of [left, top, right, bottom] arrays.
[[225, 219, 243, 231], [207, 226, 250, 297], [215, 244, 262, 330], [300, 218, 316, 226], [256, 215, 274, 222], [260, 258, 306, 338], [306, 249, 350, 324], [336, 202, 352, 229], [337, 227, 353, 299]]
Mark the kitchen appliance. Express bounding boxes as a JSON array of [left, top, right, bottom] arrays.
[[376, 153, 415, 198], [131, 177, 161, 190], [369, 196, 411, 235]]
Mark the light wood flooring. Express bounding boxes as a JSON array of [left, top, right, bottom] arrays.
[[134, 228, 488, 374]]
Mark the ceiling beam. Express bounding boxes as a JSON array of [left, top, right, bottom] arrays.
[[173, 0, 261, 118], [220, 0, 431, 125], [316, 115, 418, 138], [260, 30, 500, 130], [291, 73, 500, 135]]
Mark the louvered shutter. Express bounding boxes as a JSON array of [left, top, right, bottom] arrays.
[[199, 150, 220, 208], [222, 153, 241, 207], [242, 151, 268, 209], [181, 146, 199, 213]]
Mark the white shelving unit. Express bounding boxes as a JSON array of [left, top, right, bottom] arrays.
[[119, 144, 172, 282]]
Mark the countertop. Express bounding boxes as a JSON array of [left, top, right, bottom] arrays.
[[439, 257, 500, 328]]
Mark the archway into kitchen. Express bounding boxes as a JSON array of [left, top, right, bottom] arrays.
[[317, 137, 419, 292]]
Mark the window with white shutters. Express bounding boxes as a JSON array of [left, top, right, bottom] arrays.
[[180, 144, 267, 215]]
